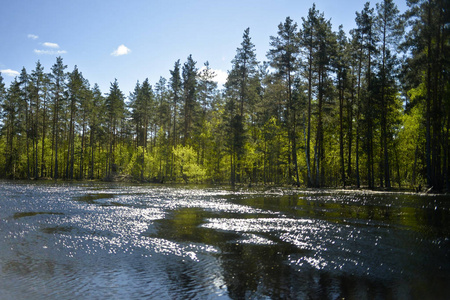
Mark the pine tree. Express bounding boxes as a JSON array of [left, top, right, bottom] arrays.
[[334, 25, 350, 187], [312, 11, 335, 187], [40, 69, 50, 178], [155, 76, 171, 179], [155, 76, 171, 137], [267, 17, 301, 186], [182, 55, 198, 146], [300, 5, 318, 187], [77, 74, 92, 179], [376, 0, 404, 188], [30, 61, 45, 178], [0, 72, 5, 108], [105, 79, 125, 177], [169, 60, 182, 180], [18, 68, 32, 179], [1, 77, 21, 178], [49, 56, 67, 180], [353, 2, 378, 188], [403, 0, 449, 190], [138, 78, 155, 179], [226, 28, 260, 184], [129, 81, 141, 148], [223, 88, 242, 184], [89, 84, 104, 179], [197, 62, 218, 166], [65, 66, 84, 180]]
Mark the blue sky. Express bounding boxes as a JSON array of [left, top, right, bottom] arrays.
[[1, 0, 407, 96]]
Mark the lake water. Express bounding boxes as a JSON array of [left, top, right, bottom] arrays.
[[0, 181, 449, 299]]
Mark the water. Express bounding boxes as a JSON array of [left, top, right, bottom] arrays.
[[0, 181, 449, 299]]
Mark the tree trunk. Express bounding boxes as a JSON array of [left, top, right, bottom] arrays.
[[306, 46, 313, 187], [41, 93, 47, 178], [339, 74, 345, 187]]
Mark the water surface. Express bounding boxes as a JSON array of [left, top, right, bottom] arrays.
[[0, 181, 449, 299]]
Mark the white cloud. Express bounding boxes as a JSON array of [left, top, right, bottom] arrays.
[[111, 44, 131, 56], [199, 67, 228, 86], [213, 69, 228, 86], [28, 34, 39, 40], [1, 69, 20, 77], [34, 49, 67, 55], [43, 42, 60, 48]]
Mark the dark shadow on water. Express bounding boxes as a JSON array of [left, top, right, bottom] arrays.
[[145, 207, 322, 299], [3, 183, 449, 299], [41, 226, 73, 234], [13, 212, 64, 219], [143, 207, 240, 245], [228, 193, 450, 237], [73, 193, 115, 204], [142, 194, 450, 299], [73, 193, 133, 207]]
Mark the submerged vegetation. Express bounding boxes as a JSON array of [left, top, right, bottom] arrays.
[[0, 0, 448, 190]]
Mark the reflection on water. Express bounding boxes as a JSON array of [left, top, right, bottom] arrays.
[[0, 181, 449, 299]]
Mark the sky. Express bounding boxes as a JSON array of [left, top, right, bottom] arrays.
[[1, 0, 408, 97]]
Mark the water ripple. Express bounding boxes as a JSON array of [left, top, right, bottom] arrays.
[[1, 182, 449, 299]]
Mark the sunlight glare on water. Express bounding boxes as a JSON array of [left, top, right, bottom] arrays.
[[0, 182, 449, 299]]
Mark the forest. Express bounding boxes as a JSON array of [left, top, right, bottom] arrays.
[[0, 0, 448, 190]]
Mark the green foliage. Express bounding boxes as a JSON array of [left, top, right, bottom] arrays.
[[173, 145, 206, 183], [398, 95, 426, 186], [0, 1, 447, 190], [124, 146, 157, 180]]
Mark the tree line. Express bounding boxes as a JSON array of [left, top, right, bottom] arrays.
[[0, 0, 448, 190]]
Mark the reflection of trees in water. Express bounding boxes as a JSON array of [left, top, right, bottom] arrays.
[[152, 193, 450, 299], [219, 242, 306, 299]]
